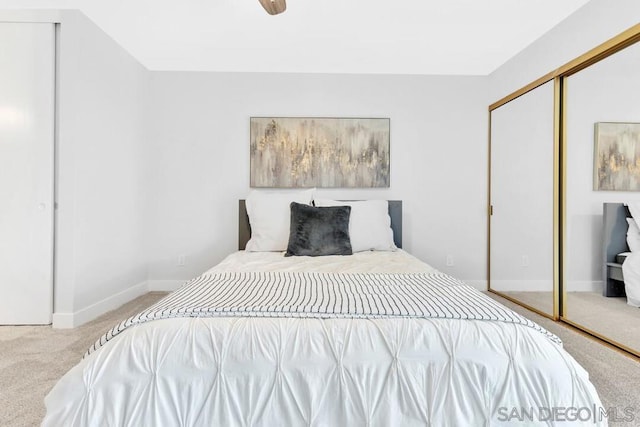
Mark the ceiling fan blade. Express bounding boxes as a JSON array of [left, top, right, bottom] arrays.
[[258, 0, 287, 15]]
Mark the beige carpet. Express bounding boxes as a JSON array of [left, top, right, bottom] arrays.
[[565, 292, 640, 353], [0, 292, 166, 427], [501, 291, 555, 315], [499, 291, 640, 353], [1, 291, 639, 426]]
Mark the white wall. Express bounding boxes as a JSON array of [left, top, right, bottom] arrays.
[[146, 72, 489, 289], [489, 0, 640, 102], [0, 9, 489, 327], [52, 10, 151, 326]]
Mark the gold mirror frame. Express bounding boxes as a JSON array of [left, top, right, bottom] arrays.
[[488, 23, 640, 356]]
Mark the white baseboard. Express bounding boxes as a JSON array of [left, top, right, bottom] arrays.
[[488, 280, 602, 293], [148, 279, 185, 292], [51, 312, 74, 329], [565, 280, 601, 293], [464, 280, 487, 291], [52, 281, 149, 329], [489, 280, 553, 292]]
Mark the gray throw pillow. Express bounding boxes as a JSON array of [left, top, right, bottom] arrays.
[[285, 202, 353, 257]]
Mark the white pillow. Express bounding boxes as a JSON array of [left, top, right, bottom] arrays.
[[627, 217, 640, 252], [245, 189, 315, 252], [314, 199, 397, 252], [627, 202, 640, 230]]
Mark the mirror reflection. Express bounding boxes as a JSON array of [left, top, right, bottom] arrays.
[[490, 81, 555, 317], [564, 39, 640, 354]]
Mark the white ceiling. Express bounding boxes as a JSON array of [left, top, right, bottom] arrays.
[[1, 0, 591, 74]]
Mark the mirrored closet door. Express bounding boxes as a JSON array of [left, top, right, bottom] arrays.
[[489, 81, 557, 318], [563, 36, 640, 355]]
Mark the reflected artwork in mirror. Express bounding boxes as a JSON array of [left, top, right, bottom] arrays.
[[594, 122, 640, 191]]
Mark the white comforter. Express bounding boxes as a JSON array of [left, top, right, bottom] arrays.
[[44, 251, 605, 426], [623, 202, 640, 307], [208, 249, 439, 274], [622, 251, 640, 307]]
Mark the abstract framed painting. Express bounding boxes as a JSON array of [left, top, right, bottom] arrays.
[[594, 122, 640, 191], [250, 117, 390, 188]]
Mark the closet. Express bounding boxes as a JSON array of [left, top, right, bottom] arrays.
[[489, 23, 640, 357], [0, 22, 56, 324]]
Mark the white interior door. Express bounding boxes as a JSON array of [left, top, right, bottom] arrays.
[[0, 23, 55, 325]]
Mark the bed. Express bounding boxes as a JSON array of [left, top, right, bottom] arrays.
[[43, 197, 605, 426]]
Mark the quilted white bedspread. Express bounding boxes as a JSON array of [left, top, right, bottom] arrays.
[[43, 251, 605, 426], [208, 249, 439, 274]]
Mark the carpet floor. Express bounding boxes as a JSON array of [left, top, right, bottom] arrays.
[[499, 290, 640, 353], [564, 292, 640, 353], [487, 292, 640, 426], [0, 292, 166, 427], [0, 291, 639, 426]]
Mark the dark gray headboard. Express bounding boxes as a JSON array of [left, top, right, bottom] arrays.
[[239, 200, 403, 250]]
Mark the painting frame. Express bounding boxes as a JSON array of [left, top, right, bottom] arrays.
[[250, 117, 390, 188], [594, 122, 640, 191]]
